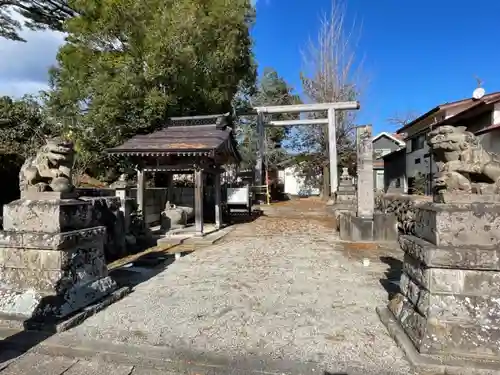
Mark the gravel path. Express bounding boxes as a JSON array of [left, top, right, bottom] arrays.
[[61, 199, 414, 375]]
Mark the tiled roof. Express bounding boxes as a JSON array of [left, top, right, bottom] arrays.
[[396, 92, 500, 134], [107, 114, 240, 161]]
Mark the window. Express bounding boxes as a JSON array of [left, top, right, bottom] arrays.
[[395, 178, 401, 188], [411, 135, 425, 151], [415, 158, 421, 164]]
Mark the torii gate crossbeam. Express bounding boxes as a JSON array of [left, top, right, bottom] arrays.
[[253, 101, 360, 197]]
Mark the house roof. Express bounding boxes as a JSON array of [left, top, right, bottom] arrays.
[[107, 114, 241, 162], [372, 131, 406, 146], [476, 123, 500, 135], [433, 93, 500, 128], [382, 147, 406, 160], [396, 92, 500, 134]]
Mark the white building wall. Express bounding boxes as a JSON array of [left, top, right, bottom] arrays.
[[492, 102, 500, 125], [282, 166, 320, 196]]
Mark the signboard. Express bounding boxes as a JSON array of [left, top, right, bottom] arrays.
[[227, 187, 250, 206]]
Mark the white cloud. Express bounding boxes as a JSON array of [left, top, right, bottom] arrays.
[[0, 25, 65, 98]]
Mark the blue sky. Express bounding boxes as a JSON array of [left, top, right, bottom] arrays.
[[252, 0, 500, 134], [1, 1, 500, 136]]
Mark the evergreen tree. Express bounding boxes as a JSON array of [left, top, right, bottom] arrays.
[[45, 0, 256, 178]]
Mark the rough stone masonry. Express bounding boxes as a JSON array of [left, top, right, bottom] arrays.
[[378, 124, 500, 370], [0, 139, 121, 329]]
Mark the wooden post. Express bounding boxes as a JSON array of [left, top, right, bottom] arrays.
[[194, 169, 204, 235], [166, 172, 174, 204], [328, 108, 338, 196], [136, 168, 146, 220], [214, 171, 222, 229]]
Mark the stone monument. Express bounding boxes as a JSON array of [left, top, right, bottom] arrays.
[[378, 125, 500, 371], [335, 167, 356, 204], [356, 125, 375, 219], [0, 138, 128, 331], [339, 125, 397, 242]]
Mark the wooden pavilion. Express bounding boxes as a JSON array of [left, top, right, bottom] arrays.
[[107, 113, 241, 235]]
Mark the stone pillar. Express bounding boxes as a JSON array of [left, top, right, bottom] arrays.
[[356, 125, 374, 219], [136, 168, 146, 220], [214, 171, 222, 229], [328, 108, 338, 196], [194, 169, 204, 235], [254, 112, 265, 186]]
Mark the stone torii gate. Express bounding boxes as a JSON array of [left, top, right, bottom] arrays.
[[253, 101, 360, 196]]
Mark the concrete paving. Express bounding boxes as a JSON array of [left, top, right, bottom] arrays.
[[0, 199, 414, 374]]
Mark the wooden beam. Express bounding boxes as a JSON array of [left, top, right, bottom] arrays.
[[255, 101, 360, 114], [142, 166, 224, 174], [194, 169, 204, 235], [267, 118, 328, 126]]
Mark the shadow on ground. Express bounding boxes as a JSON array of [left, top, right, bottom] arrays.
[[379, 256, 403, 300], [224, 209, 265, 225], [0, 250, 188, 369], [110, 250, 183, 288], [0, 328, 52, 369]]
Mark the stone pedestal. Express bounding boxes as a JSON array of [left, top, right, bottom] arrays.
[[0, 195, 127, 330], [378, 200, 500, 370], [338, 211, 397, 242], [335, 179, 356, 204]]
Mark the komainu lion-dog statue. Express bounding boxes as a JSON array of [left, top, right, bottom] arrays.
[[427, 125, 500, 198], [19, 137, 75, 194]]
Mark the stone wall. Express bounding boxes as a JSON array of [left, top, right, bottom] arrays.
[[375, 193, 431, 235]]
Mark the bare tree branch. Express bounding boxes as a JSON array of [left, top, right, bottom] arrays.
[[292, 0, 366, 195], [387, 110, 419, 127]]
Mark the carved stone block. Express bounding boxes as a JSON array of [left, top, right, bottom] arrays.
[[403, 253, 500, 295], [399, 272, 500, 323], [3, 198, 94, 233], [390, 296, 500, 357], [400, 234, 500, 270], [414, 203, 500, 246], [0, 222, 117, 321], [0, 276, 117, 320]]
